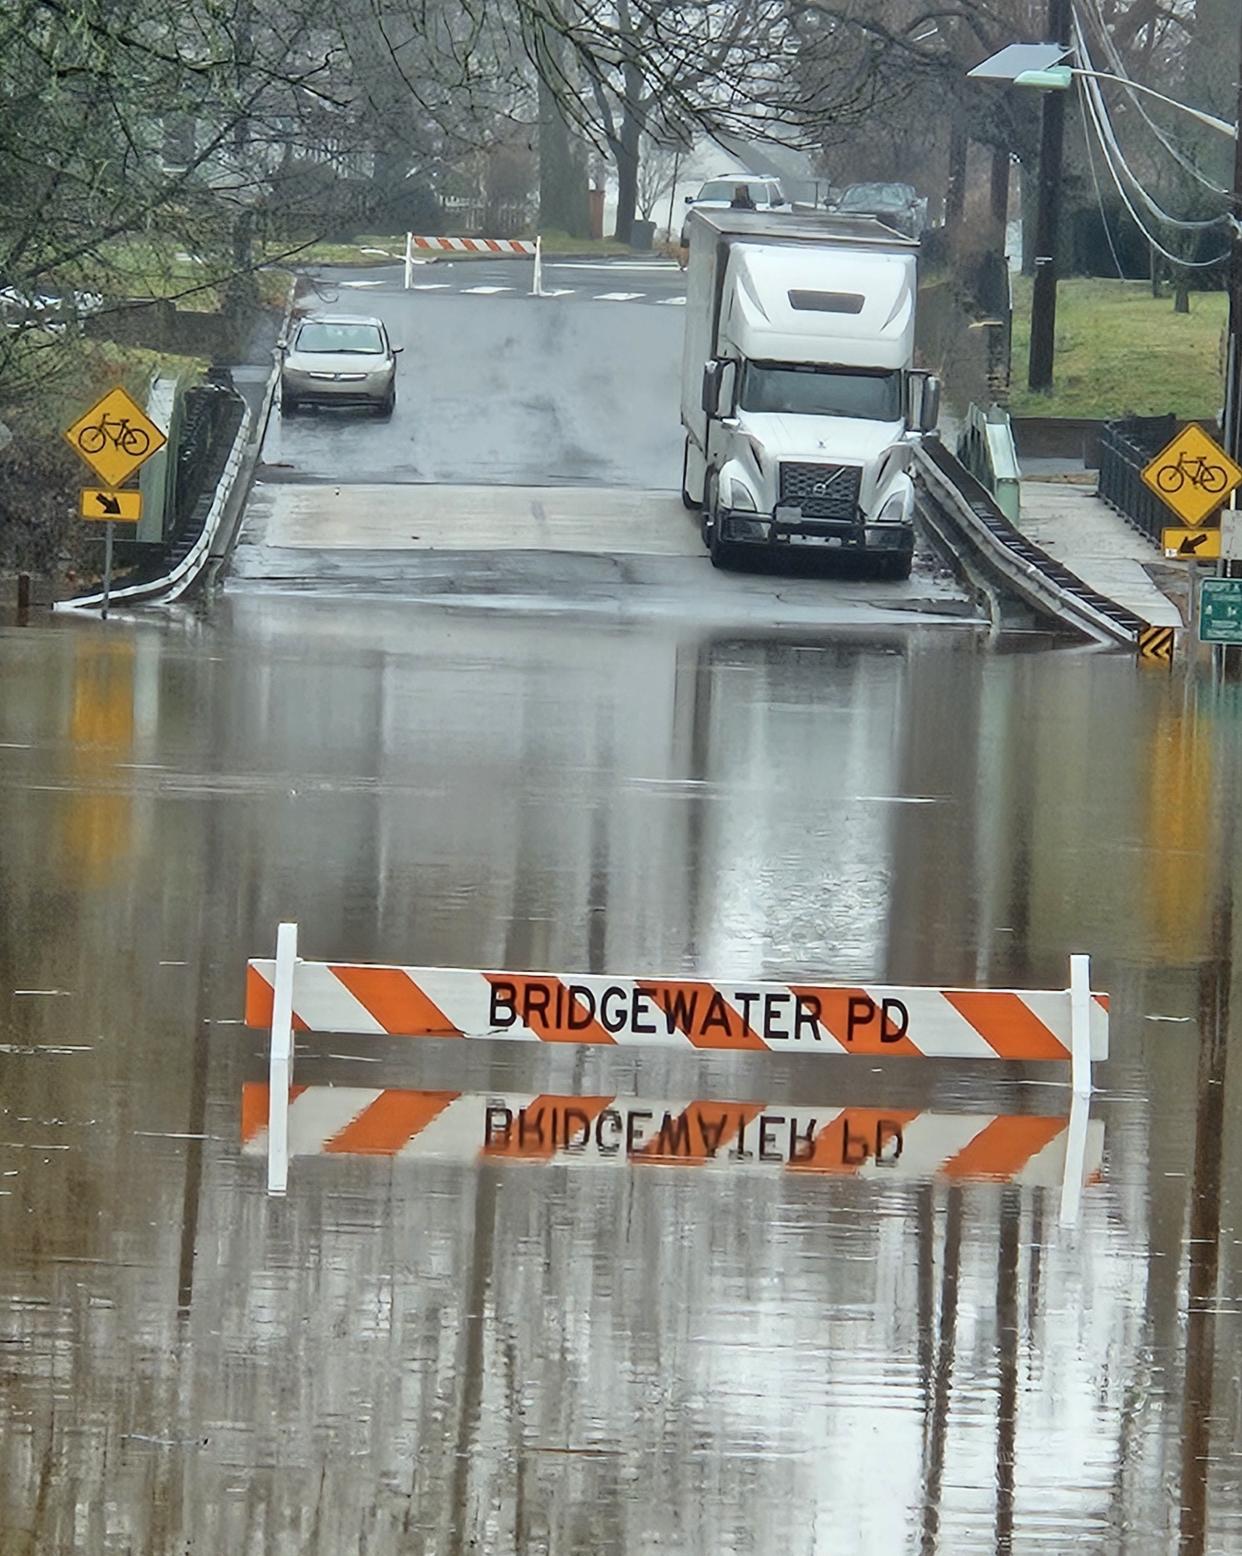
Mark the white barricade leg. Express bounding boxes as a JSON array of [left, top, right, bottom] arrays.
[[1069, 953, 1092, 1096], [531, 236, 543, 298], [267, 921, 299, 1195], [404, 232, 413, 291], [1059, 1088, 1090, 1227]]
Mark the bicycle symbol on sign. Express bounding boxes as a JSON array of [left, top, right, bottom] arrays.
[[76, 414, 151, 459], [1155, 450, 1229, 497]]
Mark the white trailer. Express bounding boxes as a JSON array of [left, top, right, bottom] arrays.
[[680, 209, 940, 576]]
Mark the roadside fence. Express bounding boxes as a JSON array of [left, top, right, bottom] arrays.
[[1097, 415, 1177, 545]]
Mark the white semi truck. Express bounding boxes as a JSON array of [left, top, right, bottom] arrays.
[[680, 209, 940, 577]]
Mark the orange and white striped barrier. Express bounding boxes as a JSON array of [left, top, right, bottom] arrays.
[[245, 925, 1106, 1195], [240, 1084, 1104, 1191], [403, 233, 544, 295]]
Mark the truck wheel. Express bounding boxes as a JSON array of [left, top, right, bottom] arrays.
[[681, 438, 698, 511], [876, 550, 913, 581]]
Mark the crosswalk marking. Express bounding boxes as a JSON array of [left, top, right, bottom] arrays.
[[460, 285, 512, 295], [536, 288, 575, 297], [657, 295, 687, 305], [409, 283, 451, 290], [594, 291, 645, 302]]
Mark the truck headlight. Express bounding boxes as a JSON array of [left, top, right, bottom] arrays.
[[729, 482, 757, 511], [878, 492, 910, 523]]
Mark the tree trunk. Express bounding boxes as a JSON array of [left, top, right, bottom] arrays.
[[612, 64, 643, 244], [536, 26, 589, 238], [1175, 282, 1191, 314], [944, 115, 968, 243]]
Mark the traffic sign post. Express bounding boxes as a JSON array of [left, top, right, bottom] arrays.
[[64, 386, 166, 618], [79, 489, 141, 523], [1199, 578, 1242, 645], [1163, 527, 1221, 561], [1141, 424, 1242, 529]]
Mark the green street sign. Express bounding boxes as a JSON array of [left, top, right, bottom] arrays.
[[1199, 578, 1242, 644]]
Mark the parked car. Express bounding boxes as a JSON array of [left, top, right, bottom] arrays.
[[831, 182, 928, 239], [279, 314, 402, 417], [681, 177, 787, 245]]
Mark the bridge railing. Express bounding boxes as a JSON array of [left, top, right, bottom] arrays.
[[956, 402, 1022, 523]]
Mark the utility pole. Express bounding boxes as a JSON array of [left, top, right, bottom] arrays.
[[1223, 7, 1242, 467], [1027, 0, 1072, 392]]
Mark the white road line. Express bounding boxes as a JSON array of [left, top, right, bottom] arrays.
[[340, 280, 384, 288], [594, 291, 645, 302], [409, 283, 451, 290], [460, 285, 512, 295], [551, 262, 678, 272], [657, 296, 687, 305], [536, 288, 575, 297]]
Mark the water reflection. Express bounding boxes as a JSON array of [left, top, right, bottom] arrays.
[[0, 601, 1240, 1550], [239, 1082, 1103, 1187]]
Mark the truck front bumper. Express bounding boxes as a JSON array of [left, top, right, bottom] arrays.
[[717, 510, 913, 554]]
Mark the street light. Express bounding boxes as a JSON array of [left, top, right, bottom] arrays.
[[1005, 64, 1237, 141]]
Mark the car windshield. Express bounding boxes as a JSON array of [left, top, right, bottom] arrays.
[[739, 363, 902, 421], [296, 322, 384, 354], [840, 184, 912, 210], [696, 180, 768, 203]]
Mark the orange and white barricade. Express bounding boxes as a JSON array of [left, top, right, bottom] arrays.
[[241, 1083, 1104, 1192], [403, 233, 544, 295], [244, 925, 1107, 1200]]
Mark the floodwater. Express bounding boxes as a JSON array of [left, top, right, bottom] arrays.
[[2, 598, 1242, 1554]]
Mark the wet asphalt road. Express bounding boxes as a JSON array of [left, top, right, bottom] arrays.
[[4, 598, 1242, 1552], [269, 260, 685, 487], [240, 259, 962, 619]]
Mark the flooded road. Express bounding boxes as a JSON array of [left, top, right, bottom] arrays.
[[3, 600, 1242, 1553]]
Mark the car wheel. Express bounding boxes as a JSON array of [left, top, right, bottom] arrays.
[[374, 386, 395, 419], [282, 392, 299, 415]]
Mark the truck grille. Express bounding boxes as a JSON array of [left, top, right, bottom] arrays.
[[779, 462, 862, 521]]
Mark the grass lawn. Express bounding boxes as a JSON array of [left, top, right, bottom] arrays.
[[1009, 276, 1227, 419]]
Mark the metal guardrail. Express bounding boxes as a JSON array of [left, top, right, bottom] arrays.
[[916, 441, 1145, 647], [1096, 415, 1175, 545], [957, 402, 1022, 523]]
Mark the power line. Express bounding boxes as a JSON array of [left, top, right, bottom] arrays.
[[1079, 84, 1126, 278], [1073, 14, 1229, 234], [1076, 0, 1230, 198], [1076, 66, 1230, 269]]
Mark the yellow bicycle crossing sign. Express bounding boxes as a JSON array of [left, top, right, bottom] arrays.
[[1141, 423, 1242, 528], [64, 385, 167, 488]]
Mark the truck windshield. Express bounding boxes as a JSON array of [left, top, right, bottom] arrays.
[[738, 363, 902, 420]]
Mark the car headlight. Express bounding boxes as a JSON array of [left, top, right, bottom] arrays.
[[879, 492, 910, 522], [730, 482, 757, 511]]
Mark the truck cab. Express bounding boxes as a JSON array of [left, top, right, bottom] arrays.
[[680, 211, 939, 577]]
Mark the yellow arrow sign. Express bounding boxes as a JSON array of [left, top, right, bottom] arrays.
[[80, 488, 142, 523], [1142, 424, 1242, 528], [64, 386, 167, 489], [1163, 526, 1221, 560]]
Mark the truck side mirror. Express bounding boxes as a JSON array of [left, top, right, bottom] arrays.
[[701, 360, 737, 418], [702, 360, 724, 417], [908, 372, 941, 432], [920, 375, 942, 431], [684, 194, 694, 205]]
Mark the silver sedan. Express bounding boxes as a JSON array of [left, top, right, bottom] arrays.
[[279, 315, 402, 417]]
